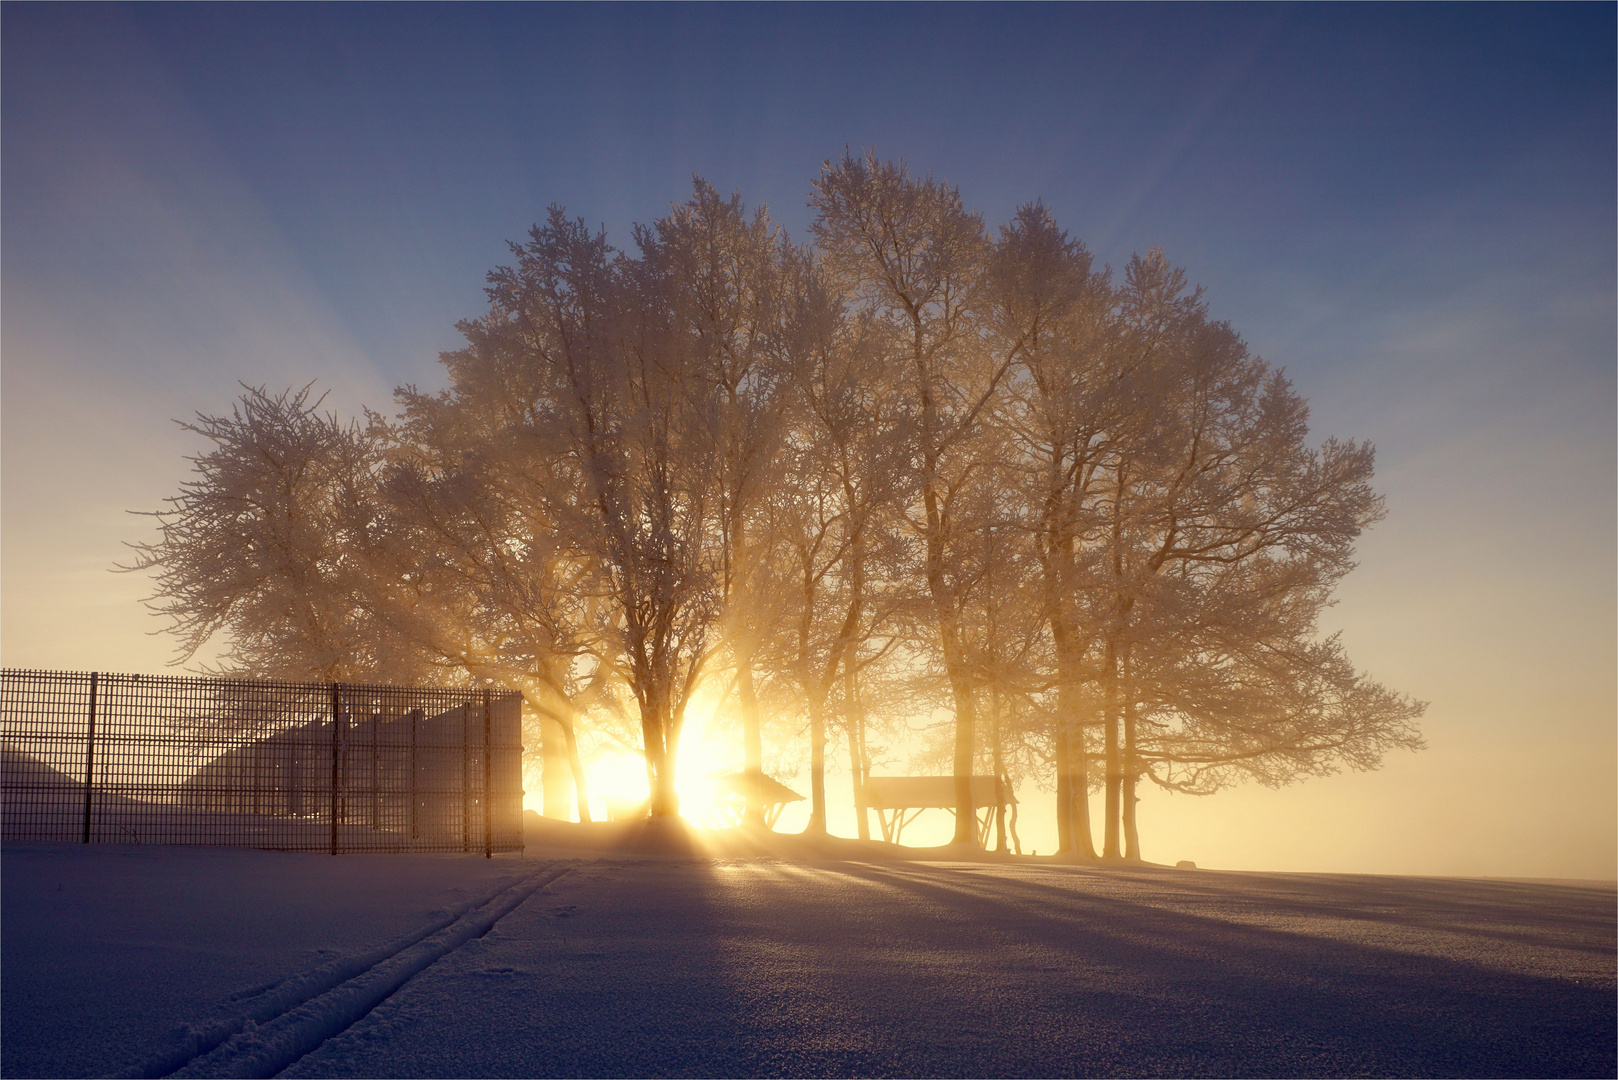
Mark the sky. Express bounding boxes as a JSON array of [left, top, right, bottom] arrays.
[[3, 3, 1613, 879]]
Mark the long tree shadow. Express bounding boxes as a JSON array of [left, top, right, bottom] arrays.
[[807, 861, 1615, 1077], [287, 855, 788, 1079], [1073, 864, 1618, 956], [277, 856, 1616, 1079]]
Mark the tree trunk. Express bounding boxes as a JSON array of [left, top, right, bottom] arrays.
[[806, 693, 827, 834], [649, 753, 678, 816], [1071, 720, 1094, 858], [1102, 638, 1122, 858], [1054, 727, 1074, 853], [946, 656, 978, 846], [524, 687, 592, 824], [836, 535, 871, 841], [561, 716, 592, 824], [730, 510, 767, 830], [845, 659, 871, 840], [1055, 644, 1097, 858], [736, 658, 766, 830], [1122, 646, 1141, 860], [1122, 761, 1141, 859], [912, 315, 978, 849], [991, 690, 1008, 853], [643, 698, 678, 818], [994, 782, 1008, 852], [540, 713, 573, 819]]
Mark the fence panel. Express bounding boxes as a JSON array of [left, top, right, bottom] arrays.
[[0, 669, 524, 854]]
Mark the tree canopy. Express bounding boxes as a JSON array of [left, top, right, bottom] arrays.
[[126, 152, 1425, 857]]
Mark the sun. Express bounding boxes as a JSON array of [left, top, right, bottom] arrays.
[[579, 685, 741, 825], [668, 703, 739, 827]]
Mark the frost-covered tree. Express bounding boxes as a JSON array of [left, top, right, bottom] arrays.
[[757, 272, 918, 834], [983, 211, 1423, 860], [647, 180, 797, 828], [434, 206, 725, 818], [123, 384, 427, 683], [372, 390, 604, 823], [1081, 250, 1423, 858], [131, 160, 1424, 852], [810, 151, 1018, 846], [987, 202, 1120, 857]]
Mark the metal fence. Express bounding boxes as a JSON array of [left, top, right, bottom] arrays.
[[0, 669, 524, 854]]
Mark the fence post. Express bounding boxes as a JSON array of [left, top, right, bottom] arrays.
[[81, 671, 99, 844], [409, 709, 419, 841], [369, 712, 379, 831], [330, 683, 342, 856], [461, 704, 471, 852], [483, 689, 493, 858]]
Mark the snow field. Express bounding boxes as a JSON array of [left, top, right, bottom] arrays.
[[1, 843, 550, 1078], [4, 843, 1615, 1078], [152, 865, 572, 1078], [282, 858, 1618, 1078]]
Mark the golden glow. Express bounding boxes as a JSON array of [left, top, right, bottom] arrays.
[[575, 684, 742, 825], [669, 702, 740, 828], [586, 748, 649, 820]]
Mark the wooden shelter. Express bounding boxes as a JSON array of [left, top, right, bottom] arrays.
[[863, 775, 1019, 848], [604, 772, 805, 828], [711, 772, 805, 828]]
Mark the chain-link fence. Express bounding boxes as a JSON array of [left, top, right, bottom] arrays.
[[0, 669, 524, 854]]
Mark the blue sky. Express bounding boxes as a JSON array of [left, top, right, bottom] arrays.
[[3, 3, 1613, 876]]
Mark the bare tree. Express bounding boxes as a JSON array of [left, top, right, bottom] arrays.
[[1127, 552, 1425, 813], [647, 180, 795, 828], [446, 207, 723, 817], [810, 150, 1016, 846], [367, 394, 604, 822], [755, 302, 915, 832], [123, 384, 430, 683], [129, 166, 1425, 857], [124, 382, 608, 819], [1089, 250, 1420, 858], [987, 203, 1124, 857]]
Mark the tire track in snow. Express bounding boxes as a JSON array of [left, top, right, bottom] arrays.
[[115, 862, 573, 1080]]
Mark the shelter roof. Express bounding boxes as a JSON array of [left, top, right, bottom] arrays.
[[713, 772, 805, 805], [864, 775, 1016, 809]]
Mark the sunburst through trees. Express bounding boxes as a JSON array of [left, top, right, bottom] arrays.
[[125, 152, 1425, 856]]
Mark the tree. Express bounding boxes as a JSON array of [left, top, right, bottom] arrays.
[[1127, 555, 1425, 809], [129, 163, 1425, 856], [738, 250, 920, 836], [123, 384, 429, 684], [1088, 249, 1423, 857], [126, 384, 611, 818], [810, 151, 1013, 846], [647, 180, 796, 828], [987, 202, 1120, 857], [434, 206, 726, 818], [369, 395, 604, 823]]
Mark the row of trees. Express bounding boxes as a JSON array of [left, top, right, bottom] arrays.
[[128, 153, 1424, 856]]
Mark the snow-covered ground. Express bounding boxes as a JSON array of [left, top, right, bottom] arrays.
[[1, 843, 531, 1078], [4, 838, 1614, 1078]]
